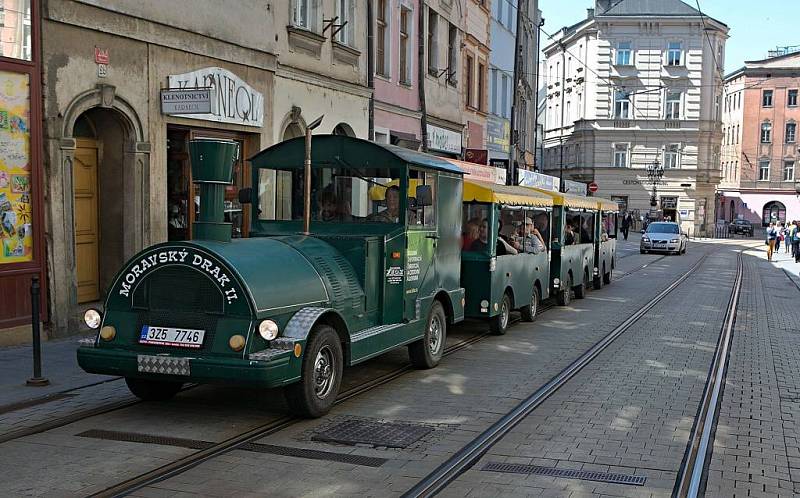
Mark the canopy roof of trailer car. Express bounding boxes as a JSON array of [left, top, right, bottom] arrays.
[[596, 198, 619, 212], [249, 135, 464, 175], [525, 187, 598, 210], [463, 179, 553, 208]]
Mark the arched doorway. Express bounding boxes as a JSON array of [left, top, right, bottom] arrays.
[[762, 201, 786, 226]]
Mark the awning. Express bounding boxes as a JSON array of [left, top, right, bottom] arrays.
[[525, 187, 598, 210], [596, 198, 620, 212], [463, 179, 553, 208]]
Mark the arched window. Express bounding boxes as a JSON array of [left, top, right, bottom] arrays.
[[333, 123, 356, 137], [762, 200, 786, 226]]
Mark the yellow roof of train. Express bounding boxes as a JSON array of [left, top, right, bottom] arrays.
[[463, 179, 553, 208], [596, 198, 619, 212], [524, 187, 598, 210]]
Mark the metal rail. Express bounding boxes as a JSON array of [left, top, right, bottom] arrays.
[[674, 252, 743, 497], [402, 252, 710, 498]]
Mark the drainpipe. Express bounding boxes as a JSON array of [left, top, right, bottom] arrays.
[[418, 3, 428, 152], [509, 0, 523, 184], [532, 15, 545, 171], [367, 0, 375, 141]]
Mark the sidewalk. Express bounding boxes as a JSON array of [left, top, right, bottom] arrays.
[[0, 332, 114, 409]]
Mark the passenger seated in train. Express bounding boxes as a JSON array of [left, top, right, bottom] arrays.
[[462, 218, 480, 249], [512, 217, 546, 253], [564, 224, 576, 245], [468, 219, 517, 255]]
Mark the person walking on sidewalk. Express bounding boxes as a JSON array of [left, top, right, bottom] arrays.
[[621, 212, 631, 241], [786, 220, 795, 254], [776, 222, 784, 253], [767, 222, 778, 262], [792, 221, 800, 263]]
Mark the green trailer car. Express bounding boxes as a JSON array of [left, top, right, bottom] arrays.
[[460, 180, 554, 334], [594, 198, 619, 289], [77, 135, 466, 417]]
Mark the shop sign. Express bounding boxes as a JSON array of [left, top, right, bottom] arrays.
[[161, 88, 213, 115], [486, 115, 510, 153], [661, 197, 678, 209], [517, 169, 560, 192], [458, 161, 505, 185], [426, 125, 461, 154], [465, 148, 488, 165], [168, 67, 264, 128], [564, 180, 587, 196], [623, 178, 667, 186]]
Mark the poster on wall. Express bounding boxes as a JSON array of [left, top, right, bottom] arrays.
[[0, 71, 32, 264]]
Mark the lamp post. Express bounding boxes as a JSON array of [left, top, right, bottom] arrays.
[[646, 159, 664, 212]]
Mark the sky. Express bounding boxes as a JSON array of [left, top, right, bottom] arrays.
[[537, 0, 798, 75]]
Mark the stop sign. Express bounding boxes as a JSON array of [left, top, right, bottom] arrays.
[[588, 182, 599, 193]]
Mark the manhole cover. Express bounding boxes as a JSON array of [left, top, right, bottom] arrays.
[[312, 419, 433, 448]]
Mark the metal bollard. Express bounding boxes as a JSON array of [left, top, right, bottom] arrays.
[[26, 276, 49, 387]]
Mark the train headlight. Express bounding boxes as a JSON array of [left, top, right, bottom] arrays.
[[229, 334, 246, 352], [84, 309, 102, 330], [489, 257, 497, 272], [258, 320, 279, 341]]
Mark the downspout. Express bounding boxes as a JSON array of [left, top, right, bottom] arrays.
[[418, 3, 428, 152], [367, 0, 375, 141], [509, 0, 523, 184], [532, 15, 545, 171]]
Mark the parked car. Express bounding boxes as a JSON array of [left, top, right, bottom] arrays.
[[728, 219, 753, 236], [640, 222, 687, 255]]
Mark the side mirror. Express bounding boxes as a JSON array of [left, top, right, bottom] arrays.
[[238, 187, 253, 204], [415, 185, 433, 207]]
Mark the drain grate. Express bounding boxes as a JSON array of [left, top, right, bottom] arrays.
[[77, 429, 386, 467], [312, 419, 433, 448], [482, 462, 646, 486]]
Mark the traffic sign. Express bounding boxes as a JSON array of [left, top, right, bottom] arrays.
[[588, 182, 599, 193]]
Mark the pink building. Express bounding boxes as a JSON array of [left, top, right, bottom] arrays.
[[720, 51, 800, 226]]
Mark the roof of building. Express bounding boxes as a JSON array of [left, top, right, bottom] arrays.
[[597, 0, 702, 17], [725, 51, 800, 81]]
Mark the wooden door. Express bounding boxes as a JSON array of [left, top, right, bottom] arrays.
[[73, 138, 100, 303]]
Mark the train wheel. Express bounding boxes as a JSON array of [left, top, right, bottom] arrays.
[[285, 325, 343, 418], [125, 378, 182, 402], [574, 271, 588, 299], [520, 286, 539, 322], [409, 301, 446, 369], [490, 293, 512, 335], [557, 274, 572, 306]]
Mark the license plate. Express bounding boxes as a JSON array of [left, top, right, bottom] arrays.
[[139, 326, 205, 348]]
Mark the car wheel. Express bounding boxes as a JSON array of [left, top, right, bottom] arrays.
[[603, 267, 613, 285], [125, 378, 183, 402], [573, 271, 588, 299], [640, 249, 647, 254], [557, 274, 572, 306], [408, 301, 447, 368], [285, 325, 343, 418], [490, 292, 512, 335], [520, 286, 539, 322]]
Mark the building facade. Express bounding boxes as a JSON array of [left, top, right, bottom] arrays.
[[720, 51, 800, 226], [461, 0, 490, 158], [540, 0, 728, 236]]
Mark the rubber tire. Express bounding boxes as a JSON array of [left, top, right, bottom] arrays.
[[520, 286, 539, 322], [557, 274, 572, 306], [573, 271, 588, 299], [408, 301, 446, 369], [284, 325, 343, 418], [640, 249, 647, 254], [491, 293, 512, 335], [603, 268, 613, 285], [125, 378, 183, 402]]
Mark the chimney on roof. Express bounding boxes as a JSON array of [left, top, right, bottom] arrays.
[[587, 8, 595, 19], [595, 0, 613, 13]]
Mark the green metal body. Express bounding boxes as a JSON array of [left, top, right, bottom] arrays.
[[189, 139, 239, 243], [595, 212, 618, 281], [78, 136, 466, 389], [549, 206, 596, 293], [461, 204, 550, 319]]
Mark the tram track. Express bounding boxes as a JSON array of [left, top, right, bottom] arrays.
[[401, 250, 712, 498]]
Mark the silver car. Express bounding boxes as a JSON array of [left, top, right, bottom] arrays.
[[640, 222, 687, 255]]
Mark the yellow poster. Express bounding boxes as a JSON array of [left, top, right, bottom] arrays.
[[0, 71, 32, 264]]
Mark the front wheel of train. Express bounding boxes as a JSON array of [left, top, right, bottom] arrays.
[[125, 377, 183, 402], [520, 286, 539, 322], [490, 293, 512, 335], [603, 266, 613, 285], [557, 274, 572, 306], [573, 271, 588, 299], [285, 325, 343, 418], [408, 301, 447, 369]]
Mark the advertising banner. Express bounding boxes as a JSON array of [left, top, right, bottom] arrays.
[[486, 115, 510, 153], [517, 169, 560, 192]]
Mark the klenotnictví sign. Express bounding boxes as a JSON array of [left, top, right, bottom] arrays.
[[168, 67, 264, 128], [161, 88, 212, 115]]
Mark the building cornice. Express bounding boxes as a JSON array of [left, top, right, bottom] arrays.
[[275, 64, 372, 99], [374, 99, 422, 120]]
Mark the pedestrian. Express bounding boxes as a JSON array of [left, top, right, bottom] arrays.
[[776, 222, 783, 253], [621, 212, 630, 241], [784, 222, 793, 253], [766, 222, 777, 262], [792, 221, 800, 263]]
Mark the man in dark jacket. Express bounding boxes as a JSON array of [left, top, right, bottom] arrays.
[[621, 212, 631, 240]]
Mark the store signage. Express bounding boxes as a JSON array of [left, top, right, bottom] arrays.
[[564, 180, 587, 196], [486, 115, 510, 153], [623, 179, 667, 186], [426, 125, 462, 154], [465, 148, 488, 165], [661, 197, 678, 209], [94, 47, 109, 64], [458, 161, 506, 185], [168, 67, 264, 127], [161, 88, 213, 115], [517, 169, 560, 192]]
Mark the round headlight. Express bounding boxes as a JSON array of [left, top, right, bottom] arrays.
[[229, 334, 246, 351], [480, 299, 489, 308], [84, 309, 102, 329], [258, 320, 279, 341], [99, 325, 116, 341]]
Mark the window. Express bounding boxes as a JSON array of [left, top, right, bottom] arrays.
[[490, 69, 497, 114], [292, 0, 317, 30], [759, 160, 770, 181], [408, 170, 436, 227], [666, 42, 682, 66], [477, 62, 486, 111], [762, 90, 773, 107], [500, 73, 509, 118], [335, 0, 354, 45], [789, 89, 798, 107], [786, 122, 797, 143], [616, 42, 632, 66], [447, 23, 458, 86], [663, 144, 680, 169], [465, 55, 474, 107], [614, 90, 631, 119], [613, 143, 629, 168], [784, 160, 795, 182], [736, 124, 739, 144], [761, 122, 772, 143], [399, 7, 411, 85], [427, 10, 438, 75], [566, 101, 571, 123], [665, 91, 681, 119], [376, 0, 389, 77]]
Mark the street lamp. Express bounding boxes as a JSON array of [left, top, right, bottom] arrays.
[[646, 159, 664, 209]]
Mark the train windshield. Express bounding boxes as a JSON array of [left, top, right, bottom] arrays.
[[255, 167, 404, 224]]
